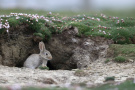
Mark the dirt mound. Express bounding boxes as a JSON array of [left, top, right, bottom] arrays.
[[0, 26, 113, 70]]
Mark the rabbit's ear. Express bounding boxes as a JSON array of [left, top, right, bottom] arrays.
[[39, 41, 46, 52]]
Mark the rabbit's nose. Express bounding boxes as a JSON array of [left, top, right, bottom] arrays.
[[48, 56, 52, 60]]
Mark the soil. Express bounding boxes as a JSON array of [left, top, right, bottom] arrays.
[[0, 58, 135, 87]]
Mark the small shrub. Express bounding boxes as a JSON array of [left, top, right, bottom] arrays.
[[114, 56, 126, 63]]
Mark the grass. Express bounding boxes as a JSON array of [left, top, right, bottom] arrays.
[[114, 56, 127, 63], [90, 80, 135, 90], [108, 44, 135, 62], [109, 44, 135, 57], [0, 9, 135, 44]]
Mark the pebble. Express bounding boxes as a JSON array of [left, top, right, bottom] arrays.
[[0, 58, 135, 86]]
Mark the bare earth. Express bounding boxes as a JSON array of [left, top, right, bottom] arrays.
[[0, 58, 135, 87]]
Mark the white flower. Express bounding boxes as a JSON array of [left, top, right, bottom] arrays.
[[101, 13, 103, 16], [121, 19, 124, 21], [49, 12, 52, 15], [0, 24, 2, 29], [113, 17, 116, 19], [116, 20, 119, 24], [91, 17, 94, 20], [116, 17, 119, 19], [36, 18, 38, 22], [6, 29, 9, 33], [6, 24, 10, 29], [99, 30, 101, 32], [97, 18, 100, 21], [103, 15, 106, 18], [103, 31, 106, 34], [121, 19, 124, 23], [16, 16, 20, 19], [82, 18, 85, 20], [83, 14, 86, 17], [45, 19, 49, 22]]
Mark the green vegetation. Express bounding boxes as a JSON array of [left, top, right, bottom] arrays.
[[90, 80, 135, 90], [105, 76, 115, 81], [38, 66, 49, 70], [104, 59, 110, 63], [109, 44, 135, 61], [0, 9, 135, 44], [114, 56, 127, 63]]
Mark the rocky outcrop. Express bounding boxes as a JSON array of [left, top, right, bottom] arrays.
[[0, 26, 39, 67], [0, 26, 113, 69], [46, 27, 113, 70]]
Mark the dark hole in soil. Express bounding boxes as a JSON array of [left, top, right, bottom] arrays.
[[15, 61, 24, 68], [47, 61, 53, 70]]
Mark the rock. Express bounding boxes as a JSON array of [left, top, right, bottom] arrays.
[[38, 78, 57, 84], [128, 59, 134, 62], [47, 28, 113, 70]]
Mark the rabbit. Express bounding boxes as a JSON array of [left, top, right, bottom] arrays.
[[23, 41, 52, 69]]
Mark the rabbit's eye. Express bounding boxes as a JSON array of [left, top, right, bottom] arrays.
[[46, 53, 48, 55]]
